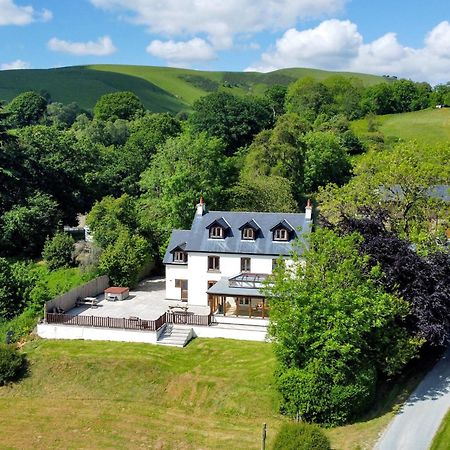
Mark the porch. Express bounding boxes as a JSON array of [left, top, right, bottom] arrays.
[[207, 273, 270, 319]]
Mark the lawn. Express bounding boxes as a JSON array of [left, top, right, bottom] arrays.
[[351, 108, 450, 145], [0, 338, 423, 449], [431, 409, 450, 450]]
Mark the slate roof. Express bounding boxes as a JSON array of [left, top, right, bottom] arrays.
[[163, 210, 311, 264]]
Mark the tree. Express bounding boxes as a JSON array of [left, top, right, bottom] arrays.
[[93, 91, 145, 121], [189, 91, 273, 155], [323, 75, 364, 119], [229, 175, 298, 212], [86, 194, 140, 249], [336, 208, 450, 348], [139, 130, 232, 251], [0, 193, 61, 256], [266, 228, 419, 424], [264, 84, 287, 118], [318, 142, 450, 247], [97, 229, 150, 287], [5, 91, 47, 127], [45, 102, 83, 128], [42, 232, 75, 271], [285, 77, 333, 122], [303, 131, 351, 193], [240, 113, 308, 203]]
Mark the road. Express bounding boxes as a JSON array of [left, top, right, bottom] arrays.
[[375, 347, 450, 450]]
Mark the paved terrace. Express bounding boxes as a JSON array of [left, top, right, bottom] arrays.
[[68, 278, 210, 320]]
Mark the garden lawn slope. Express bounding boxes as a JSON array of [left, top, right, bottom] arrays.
[[0, 65, 385, 113], [0, 339, 408, 449], [351, 108, 450, 145]]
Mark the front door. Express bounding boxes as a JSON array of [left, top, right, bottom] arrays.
[[180, 280, 188, 301]]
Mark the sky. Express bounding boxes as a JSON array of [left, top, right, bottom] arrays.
[[0, 0, 449, 84]]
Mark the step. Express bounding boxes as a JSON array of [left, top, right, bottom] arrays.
[[157, 325, 193, 347]]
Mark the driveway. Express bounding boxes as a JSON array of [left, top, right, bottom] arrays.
[[375, 347, 450, 450]]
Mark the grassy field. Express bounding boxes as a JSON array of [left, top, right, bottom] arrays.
[[0, 64, 385, 113], [0, 338, 424, 450], [351, 108, 450, 145], [431, 409, 450, 450]]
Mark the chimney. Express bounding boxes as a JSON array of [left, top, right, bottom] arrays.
[[305, 199, 313, 221], [196, 196, 206, 216]]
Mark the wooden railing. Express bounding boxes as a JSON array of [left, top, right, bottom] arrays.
[[45, 312, 166, 331], [45, 311, 212, 330], [166, 311, 212, 326]]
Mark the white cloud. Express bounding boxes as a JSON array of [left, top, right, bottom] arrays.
[[0, 0, 52, 26], [146, 38, 216, 66], [247, 20, 450, 84], [90, 0, 346, 49], [0, 59, 31, 70], [47, 36, 117, 56]]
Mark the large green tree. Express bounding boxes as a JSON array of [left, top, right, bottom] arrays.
[[189, 91, 273, 155], [93, 91, 145, 121], [139, 130, 232, 251], [266, 228, 420, 425], [5, 91, 47, 128], [318, 142, 450, 248]]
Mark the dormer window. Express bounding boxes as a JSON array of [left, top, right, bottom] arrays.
[[273, 228, 288, 241], [206, 217, 230, 239], [210, 226, 224, 239], [239, 219, 260, 241], [242, 227, 255, 240], [173, 251, 187, 263]]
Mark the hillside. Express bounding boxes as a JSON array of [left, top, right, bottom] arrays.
[[351, 108, 450, 145], [0, 64, 385, 113], [0, 338, 407, 450]]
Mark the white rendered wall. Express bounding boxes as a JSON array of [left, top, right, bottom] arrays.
[[186, 252, 287, 306], [37, 323, 160, 344], [165, 264, 188, 300]]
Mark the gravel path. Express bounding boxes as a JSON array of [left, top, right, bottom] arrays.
[[375, 347, 450, 450]]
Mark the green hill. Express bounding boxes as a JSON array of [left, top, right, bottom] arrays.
[[351, 108, 450, 145], [0, 64, 385, 113]]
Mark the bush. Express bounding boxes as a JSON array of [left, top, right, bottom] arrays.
[[276, 360, 377, 425], [0, 344, 25, 385], [272, 423, 330, 450], [42, 232, 75, 271]]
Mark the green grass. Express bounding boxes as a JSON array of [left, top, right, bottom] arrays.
[[0, 64, 385, 113], [431, 409, 450, 450], [351, 108, 450, 145], [0, 338, 423, 449]]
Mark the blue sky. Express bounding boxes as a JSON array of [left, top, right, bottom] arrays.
[[0, 0, 449, 83]]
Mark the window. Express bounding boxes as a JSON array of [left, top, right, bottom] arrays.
[[210, 226, 224, 239], [239, 297, 250, 306], [173, 251, 187, 263], [174, 279, 181, 288], [207, 280, 217, 289], [272, 258, 285, 271], [241, 257, 251, 272], [242, 227, 255, 240], [273, 228, 288, 241], [208, 256, 220, 271]]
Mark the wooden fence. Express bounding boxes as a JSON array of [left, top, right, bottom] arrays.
[[45, 310, 211, 331]]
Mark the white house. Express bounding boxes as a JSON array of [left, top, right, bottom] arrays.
[[163, 198, 312, 319]]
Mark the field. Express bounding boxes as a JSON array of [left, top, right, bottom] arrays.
[[0, 65, 384, 113], [351, 108, 450, 145], [431, 409, 450, 450], [0, 338, 423, 450]]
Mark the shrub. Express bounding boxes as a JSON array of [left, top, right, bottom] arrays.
[[276, 360, 377, 425], [42, 232, 75, 271], [0, 344, 25, 385], [272, 423, 330, 450]]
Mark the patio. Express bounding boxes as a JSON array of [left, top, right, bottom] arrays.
[[68, 278, 210, 320]]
